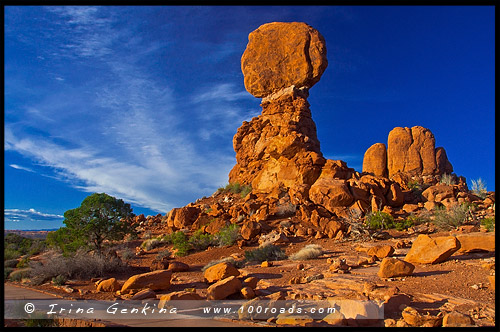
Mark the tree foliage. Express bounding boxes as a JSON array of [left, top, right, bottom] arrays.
[[46, 193, 136, 254]]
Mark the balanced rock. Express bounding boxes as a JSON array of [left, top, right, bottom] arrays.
[[405, 234, 460, 264], [241, 22, 328, 98]]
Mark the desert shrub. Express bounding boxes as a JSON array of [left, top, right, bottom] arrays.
[[215, 224, 241, 247], [440, 173, 456, 185], [481, 217, 495, 232], [289, 244, 323, 261], [4, 248, 22, 261], [29, 249, 125, 285], [188, 229, 216, 251], [121, 248, 135, 262], [9, 268, 31, 282], [219, 182, 252, 198], [23, 312, 60, 327], [140, 238, 164, 251], [408, 180, 424, 196], [244, 244, 287, 263], [16, 256, 30, 268], [51, 274, 67, 286], [4, 259, 20, 268], [170, 231, 190, 257], [471, 178, 487, 199], [142, 230, 152, 239], [4, 267, 14, 280], [155, 249, 171, 261], [365, 211, 395, 230], [431, 204, 468, 230], [393, 218, 414, 231]]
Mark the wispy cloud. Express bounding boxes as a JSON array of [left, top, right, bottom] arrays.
[[9, 164, 36, 173], [4, 208, 64, 223]]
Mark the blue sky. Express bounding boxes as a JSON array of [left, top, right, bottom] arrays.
[[4, 6, 495, 230]]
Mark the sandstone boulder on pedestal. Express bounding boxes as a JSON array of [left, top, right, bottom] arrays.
[[241, 22, 328, 98], [404, 234, 460, 264]]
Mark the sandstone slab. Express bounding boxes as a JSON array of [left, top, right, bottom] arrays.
[[120, 270, 172, 294], [405, 234, 460, 264]]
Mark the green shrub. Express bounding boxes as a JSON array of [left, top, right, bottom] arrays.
[[188, 229, 216, 251], [471, 178, 487, 199], [219, 182, 252, 198], [16, 256, 30, 268], [51, 274, 67, 286], [431, 204, 468, 230], [4, 248, 22, 261], [289, 244, 323, 261], [215, 224, 241, 247], [393, 218, 414, 231], [481, 217, 495, 232], [170, 231, 190, 257], [244, 244, 287, 263], [365, 211, 395, 230], [23, 311, 59, 327], [408, 180, 424, 196]]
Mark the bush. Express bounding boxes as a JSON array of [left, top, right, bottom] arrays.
[[155, 249, 171, 261], [365, 211, 395, 230], [4, 267, 14, 280], [4, 259, 20, 268], [244, 244, 287, 263], [471, 178, 487, 199], [215, 224, 241, 247], [29, 249, 125, 285], [188, 230, 215, 251], [219, 182, 252, 198], [16, 256, 30, 268], [289, 244, 323, 261], [121, 248, 135, 262], [9, 268, 31, 282], [481, 217, 495, 232], [51, 274, 67, 286], [170, 231, 190, 257], [431, 204, 468, 230], [440, 173, 456, 185]]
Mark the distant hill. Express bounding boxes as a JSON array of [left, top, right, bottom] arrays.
[[4, 229, 58, 239]]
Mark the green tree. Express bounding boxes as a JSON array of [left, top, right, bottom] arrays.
[[50, 193, 136, 255]]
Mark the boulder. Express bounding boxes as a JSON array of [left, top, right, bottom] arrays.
[[367, 245, 395, 260], [362, 143, 387, 177], [377, 257, 415, 278], [241, 22, 328, 98], [435, 147, 453, 175], [404, 234, 460, 264], [96, 278, 121, 292], [131, 288, 156, 300], [206, 276, 242, 300], [158, 291, 204, 310], [167, 206, 201, 229], [203, 262, 240, 283], [120, 270, 172, 294], [168, 261, 190, 272], [309, 178, 354, 212], [455, 233, 495, 253], [402, 306, 442, 327], [240, 220, 261, 240], [442, 311, 473, 327]]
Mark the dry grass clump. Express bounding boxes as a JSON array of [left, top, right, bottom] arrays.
[[289, 244, 323, 261]]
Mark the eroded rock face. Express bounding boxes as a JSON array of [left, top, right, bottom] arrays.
[[363, 143, 388, 177], [241, 22, 328, 98]]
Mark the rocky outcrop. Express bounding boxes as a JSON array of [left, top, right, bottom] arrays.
[[362, 126, 456, 187]]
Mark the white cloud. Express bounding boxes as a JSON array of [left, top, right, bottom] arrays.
[[9, 164, 35, 173], [4, 208, 64, 223]]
